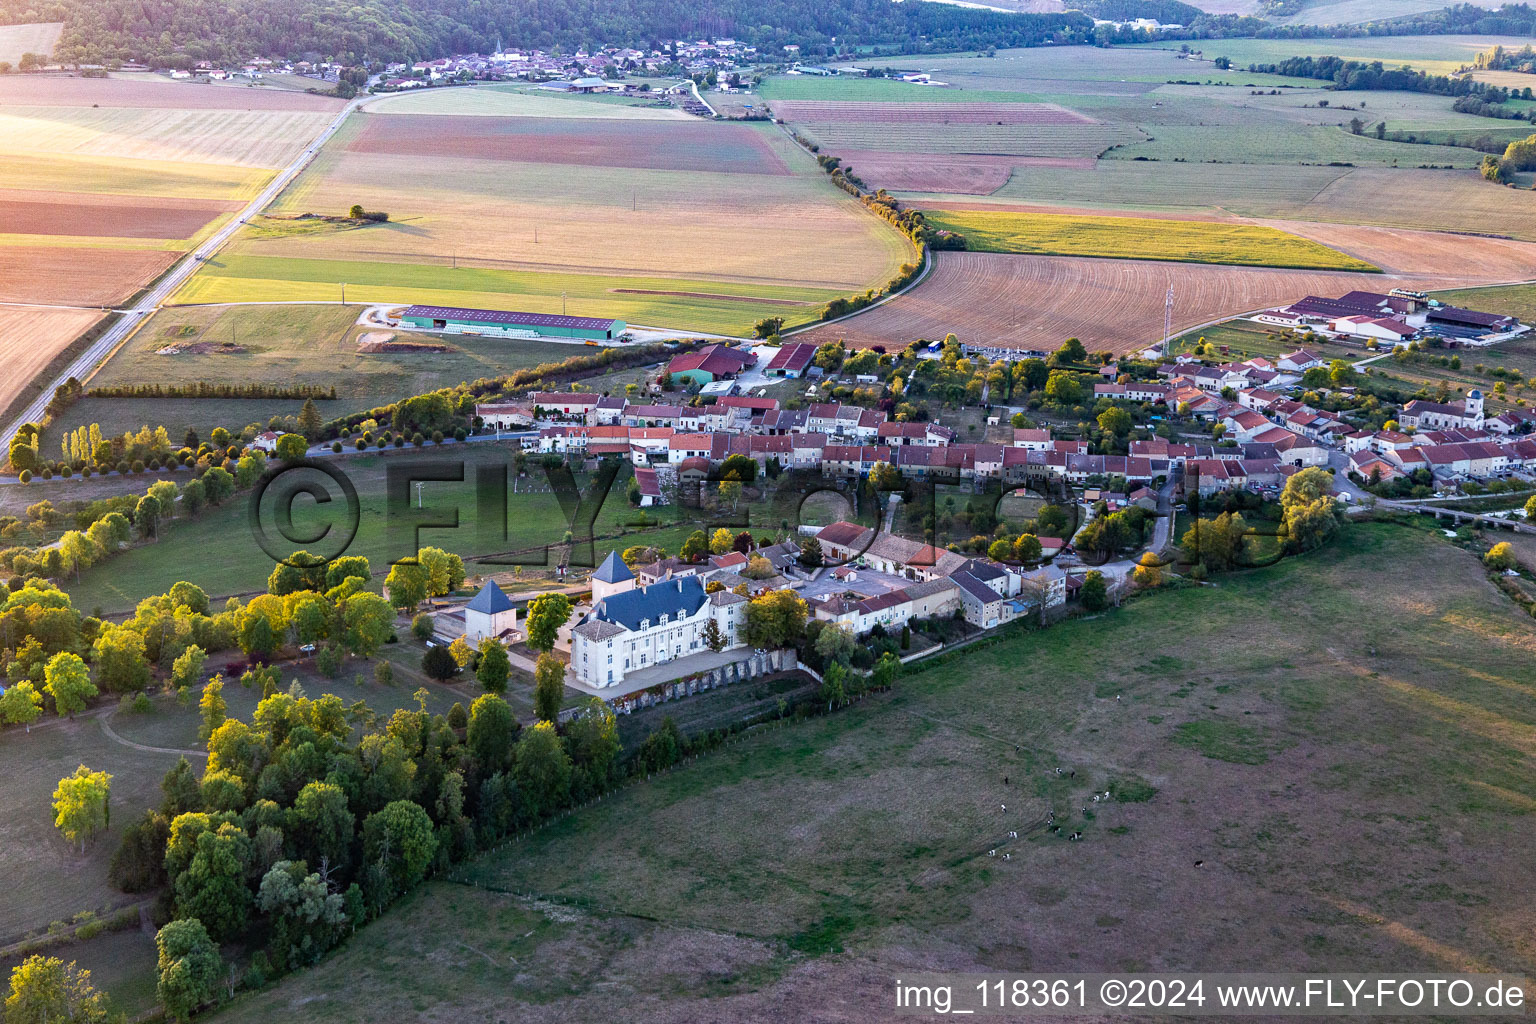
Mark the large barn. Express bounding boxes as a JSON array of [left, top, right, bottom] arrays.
[[398, 305, 625, 340]]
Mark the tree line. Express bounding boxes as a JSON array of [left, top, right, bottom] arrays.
[[88, 383, 337, 400], [1254, 2, 1536, 41], [0, 0, 1095, 68], [1246, 54, 1515, 97]]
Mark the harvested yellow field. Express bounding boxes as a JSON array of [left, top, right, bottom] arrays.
[[231, 118, 909, 292], [0, 152, 271, 200], [923, 209, 1378, 271], [0, 305, 103, 415], [0, 106, 335, 168], [0, 22, 61, 63]]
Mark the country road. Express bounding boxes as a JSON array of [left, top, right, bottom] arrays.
[[0, 91, 370, 451]]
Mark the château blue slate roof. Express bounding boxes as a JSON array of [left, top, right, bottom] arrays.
[[466, 580, 515, 615], [593, 550, 634, 584], [595, 576, 706, 631]]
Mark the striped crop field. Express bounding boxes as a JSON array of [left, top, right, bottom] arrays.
[[923, 209, 1380, 270], [986, 161, 1351, 208], [793, 120, 1141, 158], [1103, 123, 1479, 167]]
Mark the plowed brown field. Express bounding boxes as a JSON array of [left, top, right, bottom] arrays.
[[796, 246, 1536, 355], [0, 305, 103, 414], [0, 246, 176, 305], [0, 75, 345, 110], [348, 113, 790, 175], [0, 189, 239, 238], [1260, 220, 1536, 280]]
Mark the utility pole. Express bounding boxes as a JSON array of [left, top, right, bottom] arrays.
[[415, 481, 425, 509], [1162, 286, 1174, 353], [562, 291, 567, 315], [341, 282, 347, 305]]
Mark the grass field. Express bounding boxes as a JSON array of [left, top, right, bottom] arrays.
[[765, 50, 1520, 238], [1143, 34, 1536, 75], [0, 21, 61, 62], [56, 445, 716, 613], [201, 523, 1536, 1021], [924, 209, 1378, 270], [175, 107, 908, 334], [796, 118, 1140, 157], [1104, 123, 1479, 167], [174, 255, 849, 336], [759, 75, 1047, 104], [50, 303, 582, 438]]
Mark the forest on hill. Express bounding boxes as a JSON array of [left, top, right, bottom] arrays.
[[0, 0, 1095, 65]]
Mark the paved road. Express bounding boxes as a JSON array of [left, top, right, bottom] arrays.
[[1, 93, 369, 451]]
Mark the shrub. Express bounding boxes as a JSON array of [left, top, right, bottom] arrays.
[[332, 441, 343, 453], [18, 470, 31, 484]]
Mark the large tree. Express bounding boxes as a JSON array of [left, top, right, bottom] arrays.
[[0, 680, 43, 731], [4, 955, 110, 1024], [565, 698, 621, 782], [533, 652, 565, 723], [43, 652, 96, 718], [524, 592, 572, 654], [476, 637, 510, 694], [514, 721, 572, 819], [384, 561, 428, 612], [91, 624, 149, 693], [342, 592, 395, 657], [198, 676, 226, 743], [287, 781, 355, 873], [52, 765, 112, 853], [466, 694, 516, 771], [361, 800, 437, 901], [744, 590, 809, 649], [155, 919, 222, 1024], [172, 823, 252, 941]]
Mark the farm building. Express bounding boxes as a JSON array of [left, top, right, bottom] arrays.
[[398, 305, 625, 341], [763, 342, 817, 378], [1425, 305, 1519, 333], [665, 344, 755, 386]]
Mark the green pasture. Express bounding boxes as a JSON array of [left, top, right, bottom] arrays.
[[172, 255, 841, 337]]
